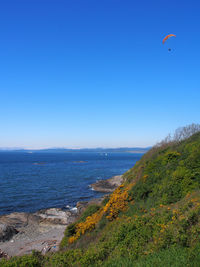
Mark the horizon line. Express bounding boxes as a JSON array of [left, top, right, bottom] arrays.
[[0, 146, 151, 151]]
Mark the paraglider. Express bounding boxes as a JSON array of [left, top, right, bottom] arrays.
[[162, 34, 176, 51]]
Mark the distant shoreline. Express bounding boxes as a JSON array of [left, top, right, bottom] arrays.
[[0, 148, 150, 153], [125, 150, 147, 153]]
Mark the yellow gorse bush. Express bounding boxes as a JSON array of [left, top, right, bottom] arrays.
[[68, 209, 104, 243], [68, 183, 134, 243], [104, 185, 131, 220], [142, 174, 148, 182]]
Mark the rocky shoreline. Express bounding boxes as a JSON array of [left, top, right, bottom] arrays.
[[0, 208, 78, 258], [0, 175, 123, 258], [91, 175, 123, 192]]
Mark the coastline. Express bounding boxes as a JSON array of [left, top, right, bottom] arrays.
[[0, 175, 123, 258], [90, 175, 123, 192]]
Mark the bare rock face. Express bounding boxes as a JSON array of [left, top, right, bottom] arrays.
[[35, 208, 77, 225], [0, 212, 39, 229], [91, 175, 123, 192], [0, 224, 18, 242], [0, 212, 40, 242], [76, 201, 90, 215]]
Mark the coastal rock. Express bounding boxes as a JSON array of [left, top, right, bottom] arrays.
[[35, 208, 77, 225], [76, 196, 108, 215], [91, 175, 123, 192], [76, 201, 90, 215], [0, 224, 18, 242], [0, 208, 78, 257], [0, 248, 9, 259], [0, 212, 39, 230]]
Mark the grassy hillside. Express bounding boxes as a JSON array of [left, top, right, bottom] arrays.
[[1, 130, 200, 266]]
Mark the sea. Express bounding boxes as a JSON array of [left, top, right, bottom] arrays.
[[0, 152, 142, 215]]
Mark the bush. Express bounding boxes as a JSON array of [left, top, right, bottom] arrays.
[[0, 254, 43, 267], [60, 204, 101, 248]]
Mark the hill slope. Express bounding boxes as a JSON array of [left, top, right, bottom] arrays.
[[1, 132, 200, 266]]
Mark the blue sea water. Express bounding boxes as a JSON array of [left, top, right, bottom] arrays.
[[0, 152, 142, 215]]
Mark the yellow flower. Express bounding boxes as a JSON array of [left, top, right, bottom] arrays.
[[68, 184, 133, 243]]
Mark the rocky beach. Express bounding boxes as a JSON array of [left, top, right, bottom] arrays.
[[0, 175, 123, 258], [0, 208, 77, 258]]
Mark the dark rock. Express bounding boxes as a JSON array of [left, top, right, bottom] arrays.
[[0, 249, 9, 259], [0, 224, 18, 242]]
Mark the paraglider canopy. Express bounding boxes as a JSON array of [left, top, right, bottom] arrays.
[[162, 34, 176, 44], [162, 34, 176, 51]]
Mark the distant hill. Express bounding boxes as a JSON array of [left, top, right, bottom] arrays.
[[0, 147, 151, 153]]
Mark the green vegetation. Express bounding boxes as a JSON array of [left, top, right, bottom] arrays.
[[1, 127, 200, 266], [60, 204, 100, 249]]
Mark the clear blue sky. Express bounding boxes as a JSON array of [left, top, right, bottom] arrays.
[[0, 0, 199, 149]]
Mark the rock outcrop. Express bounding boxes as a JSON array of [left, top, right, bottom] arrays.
[[0, 224, 18, 242], [0, 208, 78, 257], [76, 196, 107, 215], [91, 175, 123, 192], [35, 208, 77, 225], [0, 212, 39, 229]]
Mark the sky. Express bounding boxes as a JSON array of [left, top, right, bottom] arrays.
[[0, 0, 200, 149]]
